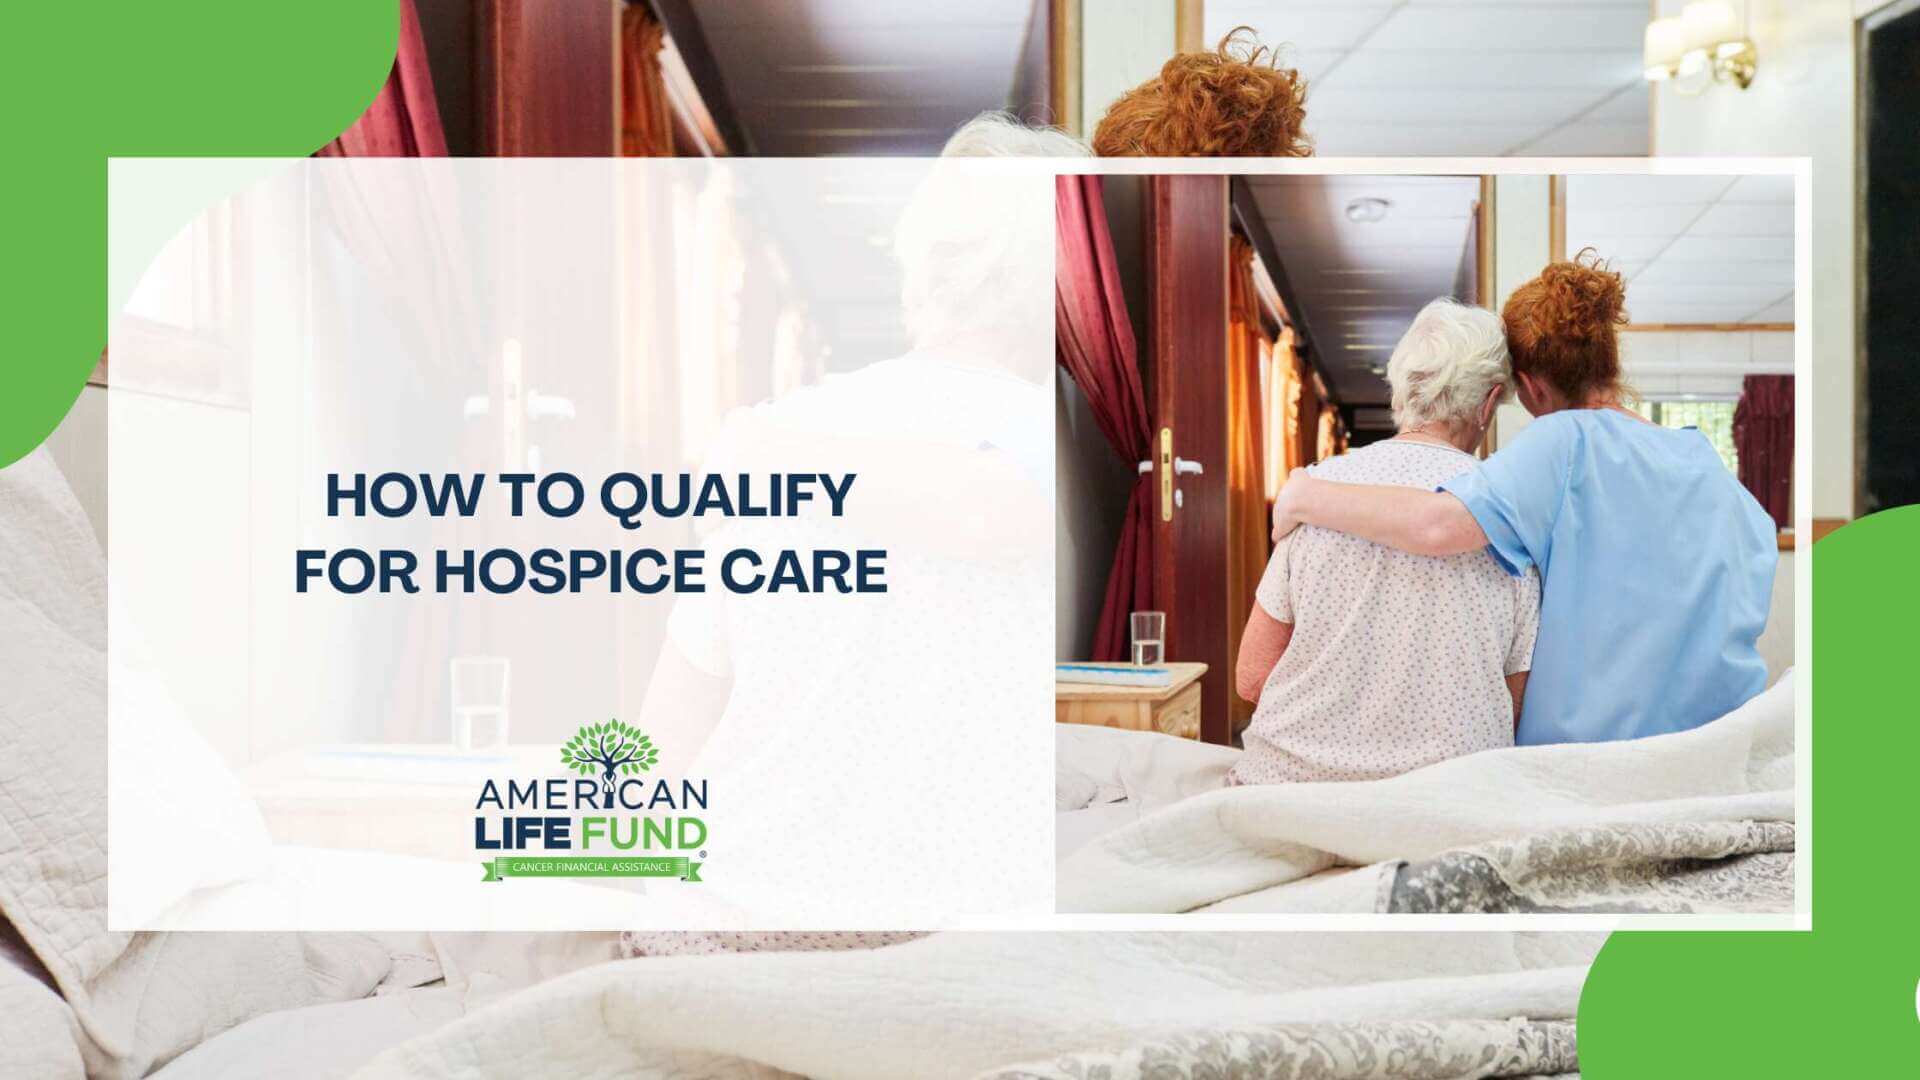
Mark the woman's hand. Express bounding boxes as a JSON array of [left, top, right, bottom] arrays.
[[1271, 468, 1311, 541]]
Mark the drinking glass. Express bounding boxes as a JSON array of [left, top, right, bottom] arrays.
[[1130, 611, 1166, 666], [450, 656, 511, 750]]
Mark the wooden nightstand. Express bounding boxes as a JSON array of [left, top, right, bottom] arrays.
[[1054, 662, 1207, 740]]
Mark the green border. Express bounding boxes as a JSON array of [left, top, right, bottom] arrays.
[[0, 0, 396, 467], [10, 6, 1908, 1069], [1580, 514, 1917, 1069]]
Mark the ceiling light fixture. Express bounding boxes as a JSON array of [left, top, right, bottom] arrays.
[[1344, 197, 1392, 224], [1644, 2, 1756, 92]]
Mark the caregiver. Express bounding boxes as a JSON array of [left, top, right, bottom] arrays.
[[1269, 252, 1777, 745]]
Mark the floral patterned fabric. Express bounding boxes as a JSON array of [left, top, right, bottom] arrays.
[[977, 1018, 1577, 1080], [621, 930, 927, 957], [1390, 821, 1794, 914]]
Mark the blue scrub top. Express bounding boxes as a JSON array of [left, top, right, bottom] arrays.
[[1439, 409, 1777, 745]]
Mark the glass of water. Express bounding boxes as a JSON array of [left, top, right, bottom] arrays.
[[1130, 611, 1166, 666], [450, 656, 511, 750]]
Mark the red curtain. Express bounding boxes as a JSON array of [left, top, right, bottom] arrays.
[[1734, 374, 1794, 528], [1056, 176, 1154, 662], [317, 0, 447, 157]]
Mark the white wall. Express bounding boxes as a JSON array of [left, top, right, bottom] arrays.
[[1651, 0, 1864, 517], [1488, 175, 1552, 450], [1621, 328, 1795, 398], [1078, 0, 1177, 135]]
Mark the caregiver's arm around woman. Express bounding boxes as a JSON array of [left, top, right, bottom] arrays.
[[1269, 252, 1778, 747], [1271, 471, 1485, 554]]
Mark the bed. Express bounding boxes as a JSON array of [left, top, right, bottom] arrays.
[[1056, 672, 1797, 914], [2, 444, 1605, 1078]]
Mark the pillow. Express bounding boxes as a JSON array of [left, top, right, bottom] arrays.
[[0, 448, 389, 1077]]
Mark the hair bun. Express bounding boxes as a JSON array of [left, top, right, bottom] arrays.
[[1091, 27, 1312, 157], [1534, 249, 1627, 341]]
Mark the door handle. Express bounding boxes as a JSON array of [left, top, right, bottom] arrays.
[[1148, 433, 1205, 520]]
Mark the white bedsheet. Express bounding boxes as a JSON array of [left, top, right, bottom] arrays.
[[1057, 672, 1795, 913], [152, 987, 474, 1080], [352, 931, 1601, 1079], [148, 928, 626, 1079]]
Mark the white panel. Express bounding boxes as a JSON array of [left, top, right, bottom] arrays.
[[1305, 87, 1604, 124], [1571, 236, 1673, 260], [1634, 258, 1795, 286], [1320, 48, 1644, 90], [1511, 120, 1651, 156], [1308, 124, 1530, 156], [1567, 175, 1736, 207], [1080, 0, 1176, 135], [1721, 174, 1797, 203], [1662, 235, 1794, 262], [1750, 332, 1796, 368], [1629, 283, 1794, 306], [1590, 83, 1656, 121], [1630, 302, 1772, 323], [1689, 202, 1796, 237], [1620, 332, 1682, 368], [1367, 7, 1646, 50], [1568, 203, 1708, 238], [1682, 333, 1756, 367], [1204, 2, 1399, 50], [1629, 368, 1684, 396]]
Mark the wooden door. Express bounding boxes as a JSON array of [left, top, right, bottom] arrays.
[[477, 0, 618, 156], [1146, 176, 1233, 745]]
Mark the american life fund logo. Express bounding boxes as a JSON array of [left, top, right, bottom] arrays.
[[473, 720, 708, 883]]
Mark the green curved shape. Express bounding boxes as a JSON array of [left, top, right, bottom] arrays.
[[0, 1, 398, 467], [1580, 513, 1919, 1072]]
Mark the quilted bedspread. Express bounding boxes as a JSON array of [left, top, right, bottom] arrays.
[[1058, 672, 1795, 914], [354, 932, 1600, 1079]]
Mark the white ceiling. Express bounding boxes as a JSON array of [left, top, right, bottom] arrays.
[[1565, 174, 1795, 324], [692, 0, 1036, 156], [1244, 174, 1482, 405], [1205, 1, 1651, 156]]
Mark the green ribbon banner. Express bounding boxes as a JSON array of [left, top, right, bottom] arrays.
[[480, 856, 703, 883]]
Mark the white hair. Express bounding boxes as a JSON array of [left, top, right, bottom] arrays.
[[1387, 299, 1513, 431], [937, 112, 1092, 158], [889, 115, 1082, 375]]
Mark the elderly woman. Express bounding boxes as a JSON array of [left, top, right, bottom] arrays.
[[1229, 299, 1539, 785], [1270, 255, 1775, 746]]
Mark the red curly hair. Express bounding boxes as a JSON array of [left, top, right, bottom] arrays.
[[1501, 249, 1630, 403], [1091, 28, 1311, 157]]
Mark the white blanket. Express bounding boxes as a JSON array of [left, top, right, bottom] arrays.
[[353, 932, 1600, 1079], [1058, 673, 1795, 913]]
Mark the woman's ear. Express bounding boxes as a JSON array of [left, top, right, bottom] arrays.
[[1480, 384, 1503, 427]]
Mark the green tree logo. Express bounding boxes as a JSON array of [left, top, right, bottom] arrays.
[[562, 720, 659, 793]]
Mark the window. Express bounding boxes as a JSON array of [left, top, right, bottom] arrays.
[[1635, 398, 1738, 474]]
